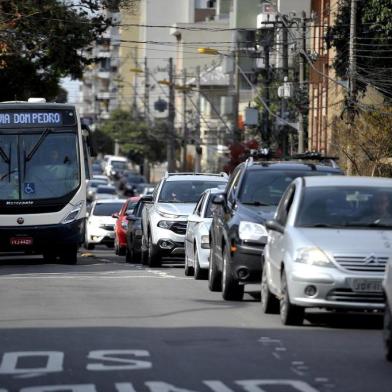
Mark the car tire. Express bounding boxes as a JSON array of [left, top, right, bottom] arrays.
[[261, 263, 279, 314], [125, 246, 133, 263], [118, 246, 126, 256], [384, 300, 392, 361], [147, 234, 161, 268], [141, 235, 148, 265], [194, 250, 207, 280], [59, 245, 78, 265], [208, 246, 222, 292], [280, 270, 304, 326], [222, 246, 244, 301], [184, 254, 194, 276]]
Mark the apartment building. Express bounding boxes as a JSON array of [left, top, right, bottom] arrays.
[[79, 9, 121, 127]]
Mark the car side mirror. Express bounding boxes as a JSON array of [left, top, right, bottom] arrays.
[[212, 194, 226, 206], [265, 219, 284, 234], [126, 214, 137, 222], [112, 213, 119, 219], [188, 214, 203, 223], [140, 195, 153, 203]]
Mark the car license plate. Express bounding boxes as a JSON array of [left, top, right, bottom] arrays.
[[350, 278, 383, 292], [10, 237, 33, 246]]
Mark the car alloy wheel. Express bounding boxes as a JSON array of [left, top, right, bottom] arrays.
[[280, 271, 304, 326], [261, 263, 279, 314]]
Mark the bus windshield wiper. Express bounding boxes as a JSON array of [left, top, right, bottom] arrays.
[[25, 128, 52, 162], [0, 145, 9, 164], [0, 144, 11, 182]]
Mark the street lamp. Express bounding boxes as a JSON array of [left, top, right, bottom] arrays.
[[197, 47, 219, 56]]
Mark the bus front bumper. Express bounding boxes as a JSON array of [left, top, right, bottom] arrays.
[[0, 219, 85, 254]]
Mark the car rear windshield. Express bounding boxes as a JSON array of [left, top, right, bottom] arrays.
[[296, 186, 392, 228], [159, 180, 227, 203], [239, 170, 337, 206], [96, 186, 116, 194], [93, 202, 124, 216]]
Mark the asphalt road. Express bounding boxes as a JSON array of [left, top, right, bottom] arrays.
[[0, 247, 391, 392]]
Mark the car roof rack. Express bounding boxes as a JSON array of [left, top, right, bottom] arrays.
[[289, 152, 340, 169], [164, 171, 228, 178], [245, 150, 340, 170]]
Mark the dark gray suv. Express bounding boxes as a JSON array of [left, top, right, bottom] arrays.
[[209, 156, 343, 301]]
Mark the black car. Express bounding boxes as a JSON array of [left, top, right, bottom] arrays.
[[119, 173, 148, 196], [209, 156, 343, 301], [125, 195, 152, 263]]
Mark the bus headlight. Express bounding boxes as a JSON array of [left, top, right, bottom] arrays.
[[61, 201, 84, 224]]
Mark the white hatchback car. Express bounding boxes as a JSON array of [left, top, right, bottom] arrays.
[[85, 199, 125, 250], [185, 188, 226, 279], [384, 257, 392, 361], [263, 176, 392, 325]]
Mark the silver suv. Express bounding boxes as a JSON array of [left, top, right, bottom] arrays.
[[142, 172, 228, 267]]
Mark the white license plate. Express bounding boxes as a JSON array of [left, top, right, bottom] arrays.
[[350, 279, 383, 293]]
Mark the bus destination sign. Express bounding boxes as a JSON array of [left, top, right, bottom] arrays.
[[0, 111, 64, 128]]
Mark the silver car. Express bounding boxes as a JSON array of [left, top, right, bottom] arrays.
[[142, 173, 228, 267], [185, 188, 226, 279], [383, 255, 392, 361], [263, 176, 391, 325]]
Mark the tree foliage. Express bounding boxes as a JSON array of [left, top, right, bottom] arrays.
[[100, 109, 166, 164], [332, 106, 392, 176], [0, 0, 123, 101], [329, 0, 392, 97]]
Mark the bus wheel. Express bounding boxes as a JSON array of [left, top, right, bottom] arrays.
[[59, 245, 78, 265]]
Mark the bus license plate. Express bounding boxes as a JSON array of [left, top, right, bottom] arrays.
[[10, 237, 33, 246], [350, 278, 383, 293]]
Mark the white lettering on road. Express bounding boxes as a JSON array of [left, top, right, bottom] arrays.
[[236, 380, 320, 392], [144, 382, 197, 392], [20, 386, 96, 392], [87, 350, 152, 371], [114, 383, 138, 392], [203, 381, 235, 392], [0, 352, 63, 379]]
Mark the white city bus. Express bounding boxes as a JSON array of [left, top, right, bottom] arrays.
[[0, 99, 92, 264]]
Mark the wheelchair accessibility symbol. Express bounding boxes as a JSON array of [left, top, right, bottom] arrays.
[[24, 182, 35, 194]]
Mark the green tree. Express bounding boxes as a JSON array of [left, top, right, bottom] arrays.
[[100, 109, 166, 164], [329, 0, 392, 97], [0, 0, 122, 101]]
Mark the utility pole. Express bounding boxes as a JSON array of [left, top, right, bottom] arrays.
[[132, 47, 138, 116], [194, 66, 202, 172], [297, 12, 307, 154], [259, 26, 274, 145], [234, 36, 240, 143], [167, 57, 176, 172], [143, 56, 150, 181], [281, 15, 289, 155], [347, 0, 358, 175], [144, 57, 150, 126], [182, 69, 188, 171]]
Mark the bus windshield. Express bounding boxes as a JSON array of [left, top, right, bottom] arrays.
[[0, 132, 80, 200]]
